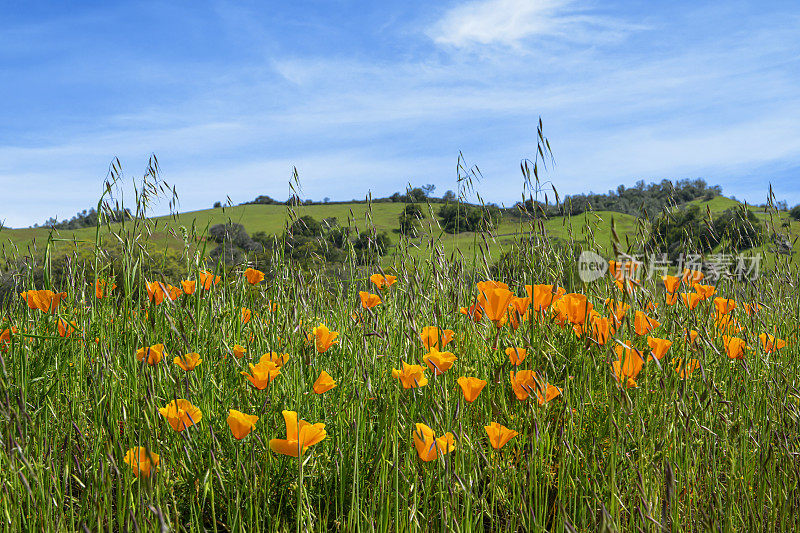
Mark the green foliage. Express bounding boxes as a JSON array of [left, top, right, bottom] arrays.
[[648, 204, 716, 260], [438, 203, 501, 233], [713, 206, 763, 251], [790, 204, 800, 221], [398, 204, 425, 236]]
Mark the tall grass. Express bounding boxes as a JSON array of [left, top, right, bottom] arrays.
[[1, 156, 799, 532]]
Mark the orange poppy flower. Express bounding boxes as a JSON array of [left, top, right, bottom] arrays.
[[456, 376, 487, 402], [476, 280, 509, 293], [633, 311, 660, 336], [240, 307, 252, 325], [307, 323, 339, 353], [553, 293, 594, 327], [412, 423, 456, 462], [259, 352, 290, 366], [612, 342, 645, 388], [419, 326, 455, 351], [232, 344, 247, 359], [484, 422, 518, 450], [146, 282, 181, 304], [392, 362, 428, 388], [673, 358, 700, 379], [589, 313, 613, 345], [604, 298, 629, 326], [713, 297, 736, 318], [158, 399, 202, 432], [198, 270, 221, 290], [682, 269, 704, 285], [359, 291, 382, 309], [241, 360, 281, 389], [174, 352, 202, 371], [0, 326, 16, 352], [742, 302, 760, 316], [665, 292, 678, 306], [680, 292, 702, 310], [647, 336, 673, 360], [227, 409, 259, 440], [123, 447, 159, 478], [715, 315, 742, 335], [478, 286, 516, 327], [136, 344, 165, 365], [21, 290, 67, 313], [527, 284, 566, 313], [243, 268, 265, 285], [269, 410, 326, 457], [694, 284, 716, 300], [313, 370, 337, 394], [94, 279, 116, 299], [370, 274, 397, 290], [423, 347, 457, 375], [505, 346, 527, 365], [180, 280, 197, 295], [759, 333, 786, 354], [662, 275, 681, 295], [509, 370, 561, 404], [57, 318, 77, 338], [684, 329, 700, 345], [459, 303, 484, 322], [722, 335, 747, 360]]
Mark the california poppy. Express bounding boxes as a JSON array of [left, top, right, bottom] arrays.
[[682, 269, 704, 285], [392, 362, 428, 388], [423, 347, 457, 375], [158, 399, 202, 432], [359, 291, 382, 309], [259, 352, 290, 366], [684, 329, 700, 346], [633, 311, 660, 336], [589, 313, 613, 345], [370, 274, 397, 290], [759, 333, 786, 354], [665, 292, 678, 306], [243, 268, 265, 285], [673, 358, 700, 379], [484, 422, 518, 450], [456, 376, 487, 402], [694, 284, 716, 300], [742, 302, 760, 316], [227, 409, 259, 440], [174, 352, 202, 371], [713, 297, 736, 318], [612, 342, 645, 388], [313, 370, 337, 394], [308, 323, 339, 353], [0, 327, 15, 352], [57, 318, 77, 338], [505, 346, 527, 366], [662, 275, 681, 295], [680, 292, 702, 310], [181, 280, 197, 295], [146, 282, 181, 304], [242, 359, 281, 389], [198, 270, 221, 290], [527, 284, 566, 313], [232, 344, 247, 359], [722, 335, 747, 360], [478, 286, 515, 327], [604, 298, 629, 327], [510, 370, 561, 404], [412, 423, 456, 462], [459, 304, 483, 322], [136, 344, 165, 365], [123, 447, 159, 477], [94, 279, 116, 299], [21, 290, 67, 313], [270, 410, 326, 457], [647, 336, 672, 360], [553, 293, 593, 328], [240, 307, 252, 325], [419, 326, 455, 351]]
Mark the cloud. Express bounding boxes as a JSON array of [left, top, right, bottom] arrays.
[[428, 0, 643, 48]]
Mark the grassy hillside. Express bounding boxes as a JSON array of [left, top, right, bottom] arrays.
[[1, 197, 797, 267]]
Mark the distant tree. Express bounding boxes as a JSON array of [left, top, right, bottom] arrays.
[[713, 207, 763, 251], [399, 204, 425, 236], [442, 190, 456, 202], [422, 184, 436, 197], [790, 205, 800, 221], [213, 201, 222, 208], [323, 197, 330, 203]]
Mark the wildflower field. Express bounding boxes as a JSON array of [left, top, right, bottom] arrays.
[[2, 176, 800, 532]]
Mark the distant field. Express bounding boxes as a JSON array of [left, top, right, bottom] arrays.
[[2, 197, 798, 267]]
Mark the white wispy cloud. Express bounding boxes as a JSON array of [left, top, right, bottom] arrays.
[[428, 0, 644, 48]]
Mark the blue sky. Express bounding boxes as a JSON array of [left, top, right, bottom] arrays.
[[1, 0, 799, 228]]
